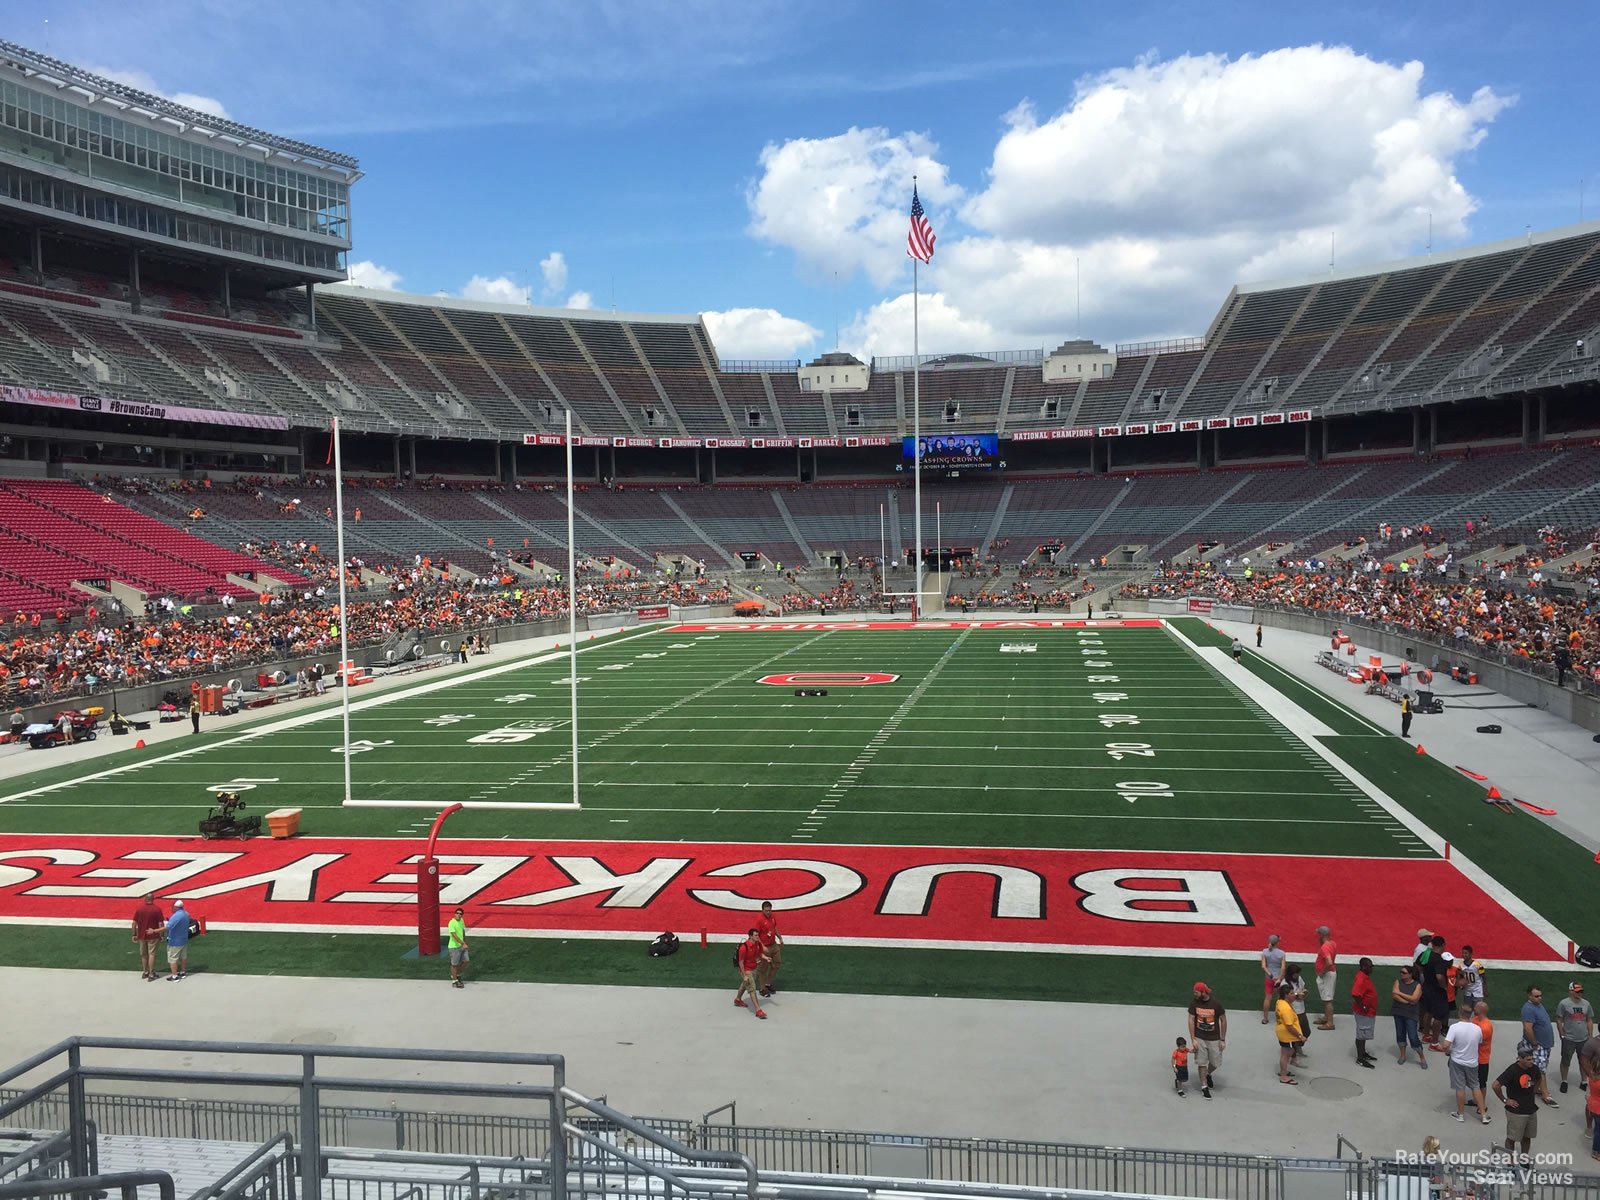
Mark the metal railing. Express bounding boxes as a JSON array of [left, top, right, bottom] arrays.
[[1113, 336, 1205, 356], [5, 1040, 1600, 1200], [872, 349, 1044, 371]]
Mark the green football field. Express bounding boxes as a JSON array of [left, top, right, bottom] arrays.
[[0, 621, 1417, 854], [0, 617, 1592, 1008]]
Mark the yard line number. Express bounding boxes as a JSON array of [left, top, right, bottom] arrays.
[[1076, 628, 1173, 804]]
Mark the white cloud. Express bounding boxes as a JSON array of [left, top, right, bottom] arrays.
[[750, 47, 1511, 354], [539, 251, 569, 299], [460, 275, 532, 305], [87, 66, 231, 120], [702, 308, 821, 360], [565, 291, 596, 310], [345, 260, 403, 290], [746, 127, 961, 288]]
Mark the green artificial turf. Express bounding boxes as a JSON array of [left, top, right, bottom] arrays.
[[1171, 617, 1597, 949], [1, 619, 1591, 1001]]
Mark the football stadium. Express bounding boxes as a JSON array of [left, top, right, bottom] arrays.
[[0, 20, 1598, 1200]]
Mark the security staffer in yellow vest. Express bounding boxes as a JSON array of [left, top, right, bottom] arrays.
[[1400, 694, 1413, 739]]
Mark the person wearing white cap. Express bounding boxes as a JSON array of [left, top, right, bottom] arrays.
[[1557, 981, 1595, 1094], [1413, 928, 1434, 961], [163, 899, 193, 981]]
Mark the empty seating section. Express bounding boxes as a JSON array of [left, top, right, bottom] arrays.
[[568, 490, 710, 559], [1181, 289, 1306, 417], [907, 366, 1007, 433], [1087, 473, 1241, 554], [1490, 252, 1600, 382], [916, 482, 1004, 547], [1177, 466, 1343, 547], [499, 314, 632, 434], [673, 489, 801, 562], [993, 476, 1125, 546], [1075, 355, 1147, 426], [1006, 368, 1079, 431], [318, 296, 483, 431], [0, 481, 307, 601], [1129, 351, 1204, 420], [197, 337, 330, 424], [629, 323, 730, 435], [1287, 270, 1417, 406], [381, 304, 522, 429], [493, 490, 640, 563], [1252, 278, 1372, 390], [837, 371, 899, 432], [781, 487, 897, 555], [571, 320, 678, 433], [1395, 239, 1595, 395], [439, 309, 563, 424], [0, 298, 87, 391], [718, 373, 779, 433], [1371, 256, 1511, 392], [768, 373, 830, 434], [1454, 446, 1600, 548]]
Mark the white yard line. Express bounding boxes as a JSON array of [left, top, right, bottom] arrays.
[[1165, 621, 1572, 959], [0, 913, 1567, 969]]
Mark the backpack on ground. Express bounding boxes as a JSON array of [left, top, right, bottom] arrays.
[[1576, 945, 1600, 969]]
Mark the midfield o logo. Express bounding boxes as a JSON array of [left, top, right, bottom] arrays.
[[756, 672, 900, 686]]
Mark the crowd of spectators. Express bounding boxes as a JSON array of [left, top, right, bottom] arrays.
[[1121, 550, 1600, 685], [1, 574, 730, 710]]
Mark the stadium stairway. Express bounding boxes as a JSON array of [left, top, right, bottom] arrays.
[[769, 493, 817, 563], [659, 494, 738, 567]]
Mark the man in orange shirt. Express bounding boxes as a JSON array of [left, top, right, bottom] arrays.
[[1472, 999, 1495, 1096], [1314, 924, 1338, 1030]]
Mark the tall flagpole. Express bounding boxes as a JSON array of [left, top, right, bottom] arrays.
[[912, 256, 923, 620], [565, 407, 580, 809], [332, 417, 352, 806]]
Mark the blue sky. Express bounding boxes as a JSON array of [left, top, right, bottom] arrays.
[[21, 0, 1597, 360]]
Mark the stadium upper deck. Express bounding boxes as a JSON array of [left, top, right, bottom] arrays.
[[1, 221, 1597, 448]]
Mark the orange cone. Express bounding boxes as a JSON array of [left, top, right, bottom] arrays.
[[1593, 850, 1600, 864], [1414, 743, 1426, 755], [1486, 785, 1503, 801], [134, 738, 146, 749]]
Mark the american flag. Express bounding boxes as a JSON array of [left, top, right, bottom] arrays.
[[907, 185, 936, 264]]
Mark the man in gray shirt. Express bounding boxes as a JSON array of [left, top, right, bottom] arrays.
[[1555, 981, 1595, 1094]]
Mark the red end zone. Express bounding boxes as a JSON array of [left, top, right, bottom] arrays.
[[669, 620, 1164, 631], [0, 836, 1561, 961]]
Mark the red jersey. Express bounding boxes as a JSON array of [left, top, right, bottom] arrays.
[[132, 902, 164, 941], [1315, 939, 1337, 974], [737, 939, 765, 972], [1350, 972, 1378, 1017], [1171, 1046, 1190, 1070], [755, 912, 780, 947]]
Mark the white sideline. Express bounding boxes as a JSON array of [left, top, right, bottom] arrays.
[[0, 624, 662, 807], [1166, 621, 1572, 961]]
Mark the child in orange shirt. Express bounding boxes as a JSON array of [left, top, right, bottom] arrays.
[[1172, 1036, 1190, 1098]]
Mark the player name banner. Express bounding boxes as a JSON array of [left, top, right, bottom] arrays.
[[0, 836, 1556, 959], [0, 384, 290, 431], [635, 605, 670, 620], [1186, 598, 1215, 613]]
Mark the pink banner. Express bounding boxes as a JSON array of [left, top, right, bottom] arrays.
[[0, 385, 289, 431]]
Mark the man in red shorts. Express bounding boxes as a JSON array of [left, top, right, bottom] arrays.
[[735, 929, 769, 1019], [756, 900, 784, 998]]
